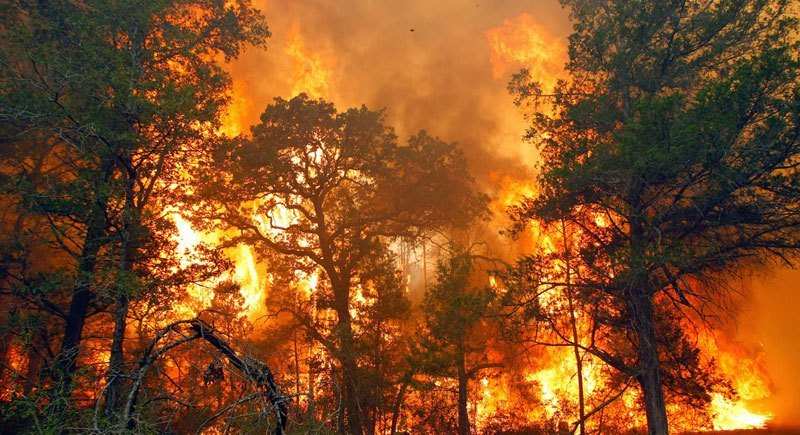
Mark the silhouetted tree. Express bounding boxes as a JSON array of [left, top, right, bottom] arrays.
[[0, 0, 268, 423], [417, 246, 501, 435], [508, 1, 800, 433], [193, 94, 486, 435]]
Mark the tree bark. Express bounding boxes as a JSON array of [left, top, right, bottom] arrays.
[[336, 300, 364, 435], [390, 374, 410, 435], [628, 191, 669, 435], [104, 294, 129, 416], [632, 291, 669, 435], [23, 337, 44, 396], [104, 167, 138, 418]]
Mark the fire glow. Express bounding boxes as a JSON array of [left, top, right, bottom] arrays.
[[3, 1, 796, 434], [163, 17, 777, 427]]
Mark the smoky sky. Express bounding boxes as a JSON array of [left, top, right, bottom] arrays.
[[225, 0, 570, 183]]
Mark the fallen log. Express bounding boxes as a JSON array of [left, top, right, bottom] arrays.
[[124, 318, 288, 435]]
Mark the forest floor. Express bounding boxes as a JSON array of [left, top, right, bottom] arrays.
[[684, 429, 800, 435]]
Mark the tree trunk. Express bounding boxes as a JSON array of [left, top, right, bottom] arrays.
[[333, 282, 364, 435], [104, 172, 138, 418], [0, 333, 9, 386], [390, 375, 410, 435], [52, 199, 109, 401], [51, 158, 113, 401], [338, 316, 364, 435], [628, 197, 669, 435], [632, 291, 669, 435], [104, 294, 129, 416], [562, 220, 586, 435], [307, 340, 316, 421], [457, 342, 469, 435], [23, 337, 44, 396]]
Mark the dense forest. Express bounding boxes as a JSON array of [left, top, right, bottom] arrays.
[[1, 0, 799, 434]]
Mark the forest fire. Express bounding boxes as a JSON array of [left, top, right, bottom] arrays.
[[2, 1, 799, 435]]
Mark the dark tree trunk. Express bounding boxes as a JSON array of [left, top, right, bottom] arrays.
[[307, 340, 316, 421], [632, 291, 669, 435], [457, 342, 469, 435], [23, 333, 45, 396], [104, 294, 129, 416], [50, 157, 114, 417], [390, 375, 410, 435], [628, 193, 669, 435], [51, 189, 110, 399], [0, 333, 9, 384], [104, 173, 138, 418], [338, 312, 364, 435]]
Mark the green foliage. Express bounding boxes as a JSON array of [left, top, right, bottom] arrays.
[[0, 0, 269, 429], [423, 251, 493, 349], [507, 0, 800, 431], [415, 247, 497, 378]]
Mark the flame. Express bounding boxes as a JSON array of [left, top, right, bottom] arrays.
[[172, 213, 214, 311], [699, 333, 773, 430], [171, 212, 267, 319], [711, 393, 771, 430], [476, 375, 510, 430], [234, 244, 265, 314], [219, 79, 249, 137], [162, 13, 779, 431], [479, 178, 777, 431], [173, 23, 337, 320], [173, 213, 202, 259], [485, 13, 565, 91], [285, 24, 333, 98]]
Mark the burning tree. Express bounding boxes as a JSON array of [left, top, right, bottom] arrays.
[[0, 0, 268, 428], [192, 94, 487, 435], [507, 0, 800, 434], [416, 245, 502, 435]]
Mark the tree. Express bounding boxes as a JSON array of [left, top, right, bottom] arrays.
[[508, 1, 800, 433], [193, 94, 486, 435], [0, 0, 268, 417], [417, 246, 500, 435], [501, 220, 594, 434], [502, 219, 723, 433]]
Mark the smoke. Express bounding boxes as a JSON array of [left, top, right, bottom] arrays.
[[225, 0, 569, 183]]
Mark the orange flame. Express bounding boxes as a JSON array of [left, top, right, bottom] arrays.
[[485, 13, 565, 91], [285, 24, 333, 99], [171, 212, 267, 319]]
